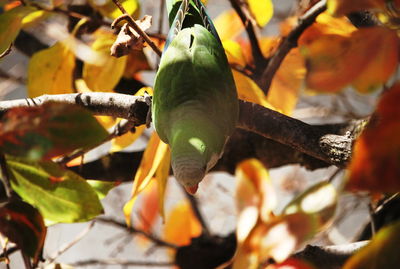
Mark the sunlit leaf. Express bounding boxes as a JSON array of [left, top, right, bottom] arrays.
[[235, 159, 276, 243], [268, 48, 305, 115], [123, 132, 168, 226], [163, 200, 202, 246], [110, 125, 146, 153], [300, 26, 398, 93], [0, 102, 108, 160], [344, 221, 400, 269], [155, 147, 170, 220], [214, 9, 244, 41], [135, 178, 159, 234], [248, 0, 273, 27], [223, 40, 247, 67], [87, 180, 118, 199], [88, 0, 139, 20], [327, 0, 383, 16], [83, 29, 127, 92], [258, 213, 317, 263], [0, 200, 46, 261], [352, 28, 399, 93], [110, 87, 153, 152], [232, 70, 277, 111], [283, 181, 337, 228], [7, 157, 103, 223], [28, 42, 75, 97], [0, 5, 36, 55], [348, 83, 400, 192]]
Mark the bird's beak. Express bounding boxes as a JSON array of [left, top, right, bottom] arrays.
[[184, 184, 199, 195]]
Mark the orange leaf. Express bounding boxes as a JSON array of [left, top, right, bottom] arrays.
[[123, 132, 168, 225], [163, 200, 202, 247], [301, 26, 398, 93], [347, 83, 400, 192], [214, 9, 244, 41], [352, 27, 399, 93], [136, 179, 159, 234]]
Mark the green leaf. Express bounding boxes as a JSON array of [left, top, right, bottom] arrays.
[[0, 6, 36, 55], [344, 221, 400, 269], [283, 181, 337, 228], [7, 157, 104, 223], [0, 102, 108, 160], [87, 180, 118, 199], [0, 200, 46, 260]]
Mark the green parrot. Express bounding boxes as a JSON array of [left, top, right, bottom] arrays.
[[152, 0, 238, 194]]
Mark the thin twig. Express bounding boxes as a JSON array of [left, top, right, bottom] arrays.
[[228, 0, 266, 70], [96, 218, 179, 249], [58, 119, 137, 165], [368, 203, 376, 237], [158, 0, 165, 35], [0, 44, 12, 59], [111, 0, 162, 57], [182, 186, 211, 238], [328, 168, 343, 183], [0, 238, 10, 269], [48, 221, 96, 263], [259, 0, 327, 94], [21, 253, 32, 269], [0, 246, 18, 260], [71, 258, 173, 267], [0, 153, 12, 198]]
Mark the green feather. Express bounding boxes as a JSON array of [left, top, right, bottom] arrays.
[[153, 0, 238, 192]]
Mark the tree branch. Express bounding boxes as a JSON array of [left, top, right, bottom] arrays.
[[71, 259, 173, 267], [259, 0, 327, 93], [228, 0, 267, 70], [293, 241, 369, 269], [0, 93, 356, 168]]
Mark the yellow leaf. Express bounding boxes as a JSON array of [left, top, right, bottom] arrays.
[[163, 200, 202, 246], [136, 179, 160, 233], [28, 42, 75, 97], [110, 87, 153, 152], [123, 132, 168, 226], [327, 0, 383, 16], [0, 6, 35, 55], [111, 125, 146, 153], [95, 115, 116, 129], [214, 9, 244, 41], [232, 70, 277, 111], [248, 0, 273, 27], [83, 29, 127, 92], [155, 147, 170, 220], [88, 0, 139, 20], [268, 48, 305, 115], [223, 40, 247, 66]]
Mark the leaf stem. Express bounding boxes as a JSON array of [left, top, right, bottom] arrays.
[[0, 153, 12, 198]]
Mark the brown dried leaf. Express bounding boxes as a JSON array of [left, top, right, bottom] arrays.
[[111, 15, 152, 57]]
